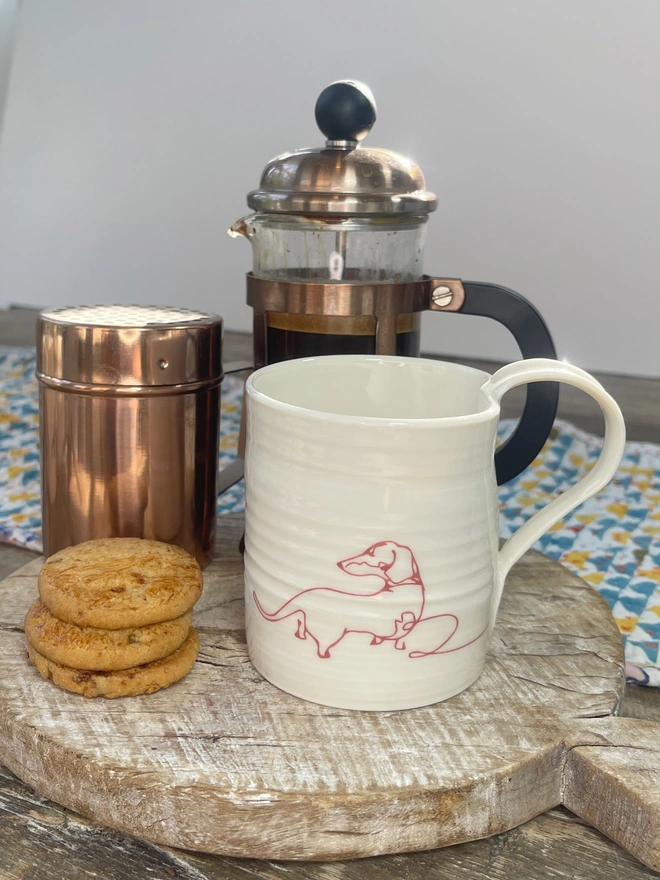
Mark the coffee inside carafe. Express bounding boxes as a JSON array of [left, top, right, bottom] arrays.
[[230, 211, 426, 359]]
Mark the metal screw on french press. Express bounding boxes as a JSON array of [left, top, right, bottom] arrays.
[[431, 286, 454, 308]]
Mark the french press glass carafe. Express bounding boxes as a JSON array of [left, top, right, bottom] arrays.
[[230, 80, 558, 484]]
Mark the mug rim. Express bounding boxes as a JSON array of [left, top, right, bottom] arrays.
[[246, 354, 500, 427]]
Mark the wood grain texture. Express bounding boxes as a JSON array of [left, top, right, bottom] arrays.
[[1, 513, 657, 869], [564, 718, 660, 871], [622, 685, 660, 723], [2, 755, 657, 880]]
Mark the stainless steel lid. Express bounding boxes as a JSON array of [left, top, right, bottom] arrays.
[[37, 305, 223, 388], [247, 81, 437, 217]]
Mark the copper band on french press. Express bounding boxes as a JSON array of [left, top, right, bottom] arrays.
[[246, 274, 465, 368]]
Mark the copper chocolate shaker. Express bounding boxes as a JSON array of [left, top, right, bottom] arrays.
[[37, 305, 224, 568]]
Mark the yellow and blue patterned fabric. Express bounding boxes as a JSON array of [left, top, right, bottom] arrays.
[[1, 345, 658, 687], [498, 423, 660, 687]]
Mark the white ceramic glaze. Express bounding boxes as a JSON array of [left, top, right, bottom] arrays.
[[244, 356, 626, 711]]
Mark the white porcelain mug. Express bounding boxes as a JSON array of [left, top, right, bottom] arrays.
[[244, 355, 626, 711]]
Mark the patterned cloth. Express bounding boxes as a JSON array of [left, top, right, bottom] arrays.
[[1, 346, 658, 686]]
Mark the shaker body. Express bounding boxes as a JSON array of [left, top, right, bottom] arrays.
[[39, 384, 220, 568], [36, 304, 224, 569]]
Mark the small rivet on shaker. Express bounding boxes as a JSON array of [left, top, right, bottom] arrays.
[[158, 358, 169, 370], [431, 286, 453, 308]]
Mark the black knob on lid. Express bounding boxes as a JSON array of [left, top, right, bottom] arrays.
[[314, 80, 377, 144]]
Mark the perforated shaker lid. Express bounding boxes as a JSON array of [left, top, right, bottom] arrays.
[[247, 80, 437, 217], [37, 305, 223, 388]]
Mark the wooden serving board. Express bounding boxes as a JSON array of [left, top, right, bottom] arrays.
[[0, 514, 659, 869]]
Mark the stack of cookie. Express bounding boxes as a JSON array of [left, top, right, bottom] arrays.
[[25, 538, 203, 698]]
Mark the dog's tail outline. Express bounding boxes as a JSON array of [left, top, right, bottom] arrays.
[[252, 590, 302, 622], [408, 623, 488, 658]]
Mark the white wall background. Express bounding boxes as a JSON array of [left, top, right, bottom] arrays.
[[0, 0, 16, 127], [0, 0, 658, 376]]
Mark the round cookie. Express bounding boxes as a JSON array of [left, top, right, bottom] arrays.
[[38, 538, 203, 629], [25, 599, 192, 671], [27, 628, 200, 698]]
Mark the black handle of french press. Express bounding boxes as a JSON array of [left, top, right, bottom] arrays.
[[458, 282, 559, 485]]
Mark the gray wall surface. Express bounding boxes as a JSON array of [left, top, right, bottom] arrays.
[[0, 0, 658, 375], [0, 0, 16, 128]]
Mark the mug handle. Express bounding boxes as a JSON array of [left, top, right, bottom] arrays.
[[458, 282, 559, 486], [482, 358, 626, 632]]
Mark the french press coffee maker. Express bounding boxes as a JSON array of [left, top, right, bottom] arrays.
[[230, 80, 558, 484]]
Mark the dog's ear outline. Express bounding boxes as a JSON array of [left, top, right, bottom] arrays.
[[382, 543, 418, 584]]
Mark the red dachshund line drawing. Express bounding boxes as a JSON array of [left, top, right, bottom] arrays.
[[252, 540, 487, 660]]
